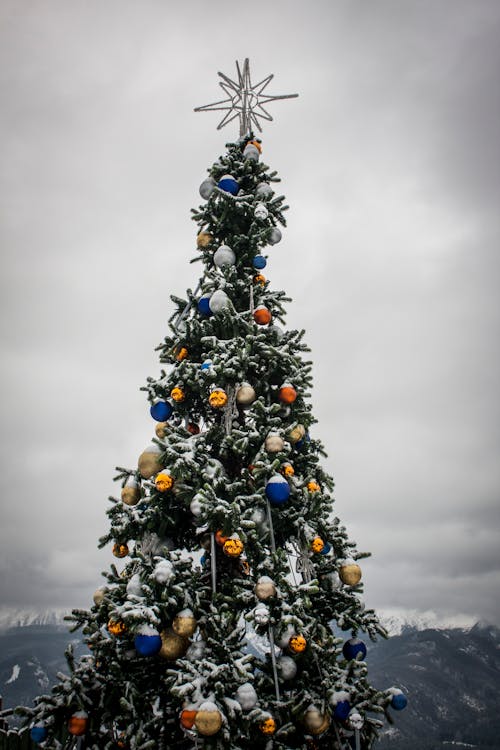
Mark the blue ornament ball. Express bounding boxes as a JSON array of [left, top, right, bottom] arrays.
[[342, 638, 367, 661], [197, 295, 213, 317], [134, 630, 162, 656], [253, 254, 267, 269], [265, 475, 290, 505], [150, 400, 173, 422], [391, 692, 408, 711], [200, 360, 213, 372], [218, 174, 239, 195], [200, 552, 208, 566], [320, 541, 331, 556], [333, 700, 351, 721], [30, 726, 49, 743]]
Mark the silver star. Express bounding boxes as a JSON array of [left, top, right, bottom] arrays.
[[194, 58, 298, 136]]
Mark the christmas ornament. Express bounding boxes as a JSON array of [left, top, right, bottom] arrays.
[[150, 400, 173, 422], [155, 422, 170, 439], [134, 626, 162, 657], [215, 530, 229, 545], [339, 561, 362, 586], [288, 634, 307, 653], [214, 244, 236, 268], [199, 177, 216, 199], [217, 174, 239, 195], [303, 706, 330, 735], [243, 142, 260, 161], [159, 628, 189, 660], [259, 716, 276, 735], [254, 604, 270, 626], [253, 273, 266, 286], [254, 576, 276, 600], [176, 346, 188, 361], [236, 383, 256, 406], [155, 471, 174, 493], [223, 537, 244, 558], [121, 476, 140, 506], [209, 387, 228, 408], [200, 359, 213, 372], [390, 691, 408, 710], [278, 384, 297, 404], [172, 609, 197, 638], [240, 558, 251, 575], [342, 638, 367, 661], [235, 682, 258, 710], [112, 542, 129, 558], [307, 480, 320, 493], [180, 709, 198, 730], [287, 424, 305, 444], [107, 619, 126, 636], [253, 305, 272, 325], [332, 695, 351, 721], [187, 422, 200, 435], [348, 712, 364, 731], [93, 587, 107, 606], [253, 254, 267, 269], [197, 294, 213, 316], [265, 474, 290, 505], [255, 182, 273, 198], [265, 433, 284, 453], [209, 289, 230, 313], [30, 725, 48, 743], [138, 444, 162, 479], [197, 231, 213, 248], [254, 202, 269, 219], [282, 462, 295, 477], [153, 559, 174, 584], [190, 497, 202, 516], [277, 655, 297, 680], [194, 702, 223, 736], [268, 227, 282, 244], [68, 712, 88, 736], [320, 542, 331, 555], [170, 386, 185, 402], [310, 536, 325, 553]]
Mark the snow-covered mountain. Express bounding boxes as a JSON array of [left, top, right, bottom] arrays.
[[0, 609, 70, 632], [378, 609, 477, 636]]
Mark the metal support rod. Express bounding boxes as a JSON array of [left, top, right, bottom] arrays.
[[210, 532, 217, 594], [355, 728, 361, 750], [266, 501, 276, 554], [267, 625, 281, 702]]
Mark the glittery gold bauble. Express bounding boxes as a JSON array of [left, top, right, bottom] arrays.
[[288, 634, 307, 653], [307, 480, 321, 493], [107, 618, 127, 636], [288, 424, 306, 444], [223, 538, 244, 558], [121, 485, 140, 506], [93, 587, 107, 606], [236, 383, 256, 406], [155, 471, 174, 493], [159, 628, 190, 660], [253, 305, 272, 325], [171, 387, 185, 403], [209, 388, 228, 408], [303, 708, 331, 735], [259, 717, 276, 735], [254, 273, 266, 286], [112, 542, 129, 558], [310, 536, 325, 553], [278, 385, 297, 404], [194, 704, 222, 736], [155, 422, 170, 439], [282, 463, 295, 477], [339, 562, 362, 586], [180, 709, 197, 729], [254, 577, 276, 601], [176, 346, 188, 361], [197, 231, 213, 248], [138, 447, 162, 479], [172, 610, 197, 638], [265, 434, 284, 453]]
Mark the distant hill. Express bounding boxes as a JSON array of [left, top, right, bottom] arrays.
[[1, 618, 499, 748]]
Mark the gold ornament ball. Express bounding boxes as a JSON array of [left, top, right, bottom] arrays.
[[155, 471, 174, 493], [259, 717, 277, 735], [265, 434, 284, 453], [194, 705, 222, 736], [112, 542, 129, 558], [236, 383, 256, 406], [93, 587, 107, 606], [197, 231, 213, 248], [339, 562, 362, 586], [121, 485, 140, 506], [254, 577, 277, 601], [223, 538, 244, 558], [288, 634, 307, 653], [172, 610, 198, 638], [138, 447, 162, 479], [310, 536, 325, 554], [159, 628, 190, 660], [107, 618, 127, 636], [209, 388, 228, 408], [155, 422, 170, 439], [303, 708, 331, 735], [254, 273, 266, 286], [171, 386, 185, 403], [288, 424, 306, 444]]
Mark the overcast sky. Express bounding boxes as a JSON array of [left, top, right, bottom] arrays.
[[1, 0, 499, 626]]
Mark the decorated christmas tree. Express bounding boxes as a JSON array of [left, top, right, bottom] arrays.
[[15, 60, 407, 750]]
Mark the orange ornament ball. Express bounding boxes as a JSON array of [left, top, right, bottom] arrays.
[[282, 463, 295, 477], [209, 388, 228, 408], [254, 273, 266, 286], [68, 712, 88, 737], [279, 384, 297, 404], [310, 536, 325, 553], [223, 538, 244, 558], [180, 709, 197, 730], [288, 634, 307, 654], [215, 530, 229, 545], [107, 619, 127, 637], [253, 305, 272, 325], [112, 542, 129, 559], [176, 346, 188, 361], [171, 387, 185, 403], [307, 480, 321, 493], [259, 717, 277, 735], [155, 471, 174, 493]]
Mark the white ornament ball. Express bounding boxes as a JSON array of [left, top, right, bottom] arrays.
[[152, 559, 175, 584], [213, 244, 236, 268], [243, 144, 260, 161], [265, 433, 284, 453], [199, 178, 216, 199], [209, 289, 230, 313], [254, 604, 270, 626], [235, 682, 258, 710], [254, 202, 269, 220], [349, 712, 364, 731], [278, 655, 297, 681], [126, 573, 142, 597], [255, 182, 273, 198], [254, 576, 276, 601], [236, 383, 256, 407], [269, 227, 282, 245]]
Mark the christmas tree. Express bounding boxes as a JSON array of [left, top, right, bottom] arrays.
[[15, 60, 407, 750]]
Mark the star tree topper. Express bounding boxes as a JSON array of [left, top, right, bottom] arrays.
[[194, 58, 298, 136]]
